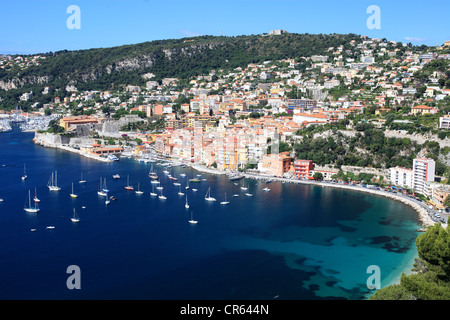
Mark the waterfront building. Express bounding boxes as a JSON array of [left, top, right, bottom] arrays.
[[413, 158, 435, 196], [431, 184, 450, 208], [259, 152, 292, 177], [388, 166, 414, 190], [309, 168, 339, 181], [294, 160, 314, 179], [80, 144, 123, 156]]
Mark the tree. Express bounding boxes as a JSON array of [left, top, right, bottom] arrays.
[[370, 224, 450, 300], [444, 195, 450, 208], [416, 224, 450, 280], [313, 172, 323, 181]]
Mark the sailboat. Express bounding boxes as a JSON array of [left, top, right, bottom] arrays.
[[158, 188, 167, 200], [148, 165, 159, 180], [24, 190, 40, 213], [262, 187, 270, 192], [135, 182, 144, 195], [102, 178, 109, 193], [220, 192, 230, 205], [70, 208, 80, 222], [185, 180, 190, 190], [204, 187, 216, 202], [105, 192, 111, 205], [185, 194, 189, 209], [33, 187, 40, 203], [150, 184, 157, 197], [47, 171, 61, 191], [97, 177, 107, 196], [21, 163, 27, 180], [125, 175, 134, 191], [79, 172, 86, 184], [178, 185, 185, 196], [188, 211, 198, 224], [70, 182, 78, 198], [240, 180, 248, 190]]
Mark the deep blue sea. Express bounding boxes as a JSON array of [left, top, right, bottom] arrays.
[[0, 127, 421, 300]]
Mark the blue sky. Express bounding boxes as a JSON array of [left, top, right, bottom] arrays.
[[0, 0, 448, 54]]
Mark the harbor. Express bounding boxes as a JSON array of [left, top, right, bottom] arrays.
[[0, 127, 440, 300]]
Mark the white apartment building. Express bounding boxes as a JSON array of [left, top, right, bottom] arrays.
[[413, 158, 435, 196], [388, 166, 413, 190], [388, 158, 435, 196]]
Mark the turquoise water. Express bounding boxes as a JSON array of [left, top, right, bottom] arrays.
[[0, 128, 421, 299]]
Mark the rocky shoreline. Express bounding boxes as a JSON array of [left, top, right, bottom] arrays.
[[33, 132, 112, 163]]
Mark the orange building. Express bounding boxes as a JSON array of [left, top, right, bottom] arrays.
[[260, 152, 292, 177], [294, 160, 314, 179], [59, 115, 100, 130]]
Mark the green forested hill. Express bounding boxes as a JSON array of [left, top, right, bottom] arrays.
[[0, 33, 361, 104]]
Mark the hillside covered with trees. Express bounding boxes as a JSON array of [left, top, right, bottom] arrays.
[[0, 33, 362, 105]]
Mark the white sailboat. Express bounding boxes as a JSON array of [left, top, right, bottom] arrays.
[[97, 177, 107, 196], [185, 194, 189, 209], [105, 192, 111, 205], [33, 187, 40, 203], [148, 164, 159, 180], [262, 187, 270, 192], [125, 175, 134, 191], [240, 181, 248, 190], [135, 182, 144, 195], [188, 211, 198, 224], [70, 208, 80, 222], [220, 192, 230, 205], [185, 180, 190, 190], [24, 190, 40, 213], [21, 163, 27, 180], [158, 188, 167, 200], [102, 178, 109, 193], [150, 184, 157, 197], [79, 172, 86, 184], [204, 187, 216, 202], [178, 185, 185, 196], [70, 182, 78, 198], [112, 174, 120, 179], [47, 171, 61, 191]]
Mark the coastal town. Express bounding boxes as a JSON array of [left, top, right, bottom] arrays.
[[1, 0, 450, 300], [1, 33, 450, 225]]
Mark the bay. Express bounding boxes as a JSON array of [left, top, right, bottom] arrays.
[[0, 127, 421, 300]]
